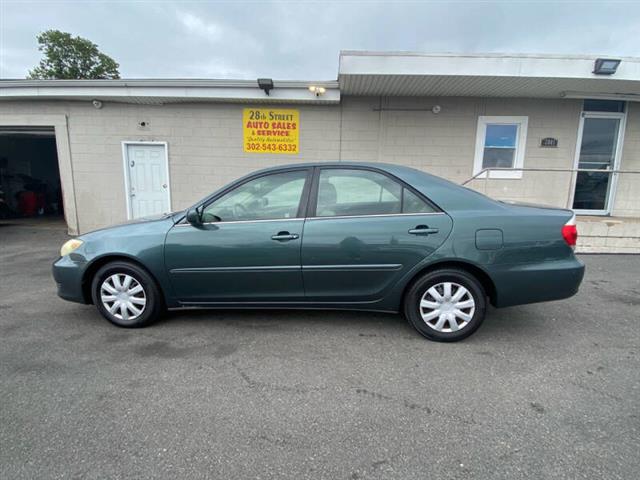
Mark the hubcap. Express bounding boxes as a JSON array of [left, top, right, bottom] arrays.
[[100, 273, 146, 322], [419, 282, 475, 333]]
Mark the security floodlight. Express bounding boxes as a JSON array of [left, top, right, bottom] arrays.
[[593, 58, 621, 75], [308, 85, 326, 97], [257, 78, 274, 95]]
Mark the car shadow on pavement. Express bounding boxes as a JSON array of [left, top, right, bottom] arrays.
[[158, 304, 549, 343], [161, 307, 413, 334], [476, 305, 550, 340], [165, 307, 401, 325]]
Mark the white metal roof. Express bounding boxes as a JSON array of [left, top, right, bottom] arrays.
[[339, 51, 640, 100], [0, 79, 340, 104]]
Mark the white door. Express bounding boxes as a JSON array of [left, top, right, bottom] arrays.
[[125, 143, 170, 219]]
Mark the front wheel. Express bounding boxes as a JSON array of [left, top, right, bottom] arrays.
[[91, 261, 163, 328], [404, 268, 487, 342]]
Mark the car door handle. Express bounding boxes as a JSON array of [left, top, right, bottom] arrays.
[[408, 225, 439, 235], [271, 232, 299, 241]]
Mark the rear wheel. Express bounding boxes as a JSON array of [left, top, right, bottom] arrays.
[[404, 268, 487, 342], [91, 261, 163, 328]]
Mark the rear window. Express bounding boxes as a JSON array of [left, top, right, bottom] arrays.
[[402, 188, 436, 214]]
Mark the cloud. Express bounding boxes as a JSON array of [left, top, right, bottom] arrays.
[[1, 1, 639, 80], [177, 11, 224, 43], [0, 46, 37, 78], [182, 58, 255, 79], [175, 8, 263, 57]]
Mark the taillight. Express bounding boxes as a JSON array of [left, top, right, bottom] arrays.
[[562, 215, 578, 249]]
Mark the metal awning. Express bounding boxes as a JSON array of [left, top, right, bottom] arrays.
[[339, 51, 640, 100]]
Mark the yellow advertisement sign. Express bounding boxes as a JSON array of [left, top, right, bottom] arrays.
[[243, 108, 299, 154]]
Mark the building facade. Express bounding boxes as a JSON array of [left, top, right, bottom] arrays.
[[1, 52, 639, 251]]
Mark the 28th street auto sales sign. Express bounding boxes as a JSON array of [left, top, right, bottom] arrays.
[[243, 108, 299, 154]]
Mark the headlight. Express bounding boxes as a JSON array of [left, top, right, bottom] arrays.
[[60, 239, 83, 257]]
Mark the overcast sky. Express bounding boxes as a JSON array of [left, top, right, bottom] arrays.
[[1, 0, 639, 80]]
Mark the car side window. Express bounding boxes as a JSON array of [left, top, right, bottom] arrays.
[[402, 188, 437, 214], [316, 169, 402, 217], [203, 170, 307, 222]]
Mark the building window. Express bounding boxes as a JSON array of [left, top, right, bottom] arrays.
[[473, 116, 528, 179], [583, 99, 625, 113]]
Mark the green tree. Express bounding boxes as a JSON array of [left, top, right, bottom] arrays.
[[28, 30, 120, 79]]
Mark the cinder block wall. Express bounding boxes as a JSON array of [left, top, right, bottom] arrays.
[[1, 96, 638, 234], [340, 96, 582, 208], [0, 101, 341, 232]]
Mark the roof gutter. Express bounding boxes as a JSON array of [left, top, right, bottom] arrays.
[[561, 91, 640, 102], [0, 79, 341, 104]]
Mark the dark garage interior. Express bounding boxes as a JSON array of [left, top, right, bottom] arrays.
[[0, 127, 64, 223]]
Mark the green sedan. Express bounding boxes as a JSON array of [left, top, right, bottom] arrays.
[[53, 163, 584, 342]]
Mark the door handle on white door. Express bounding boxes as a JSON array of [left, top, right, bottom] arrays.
[[162, 184, 167, 188]]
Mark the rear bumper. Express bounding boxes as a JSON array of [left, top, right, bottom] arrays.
[[52, 255, 88, 304], [492, 256, 585, 308]]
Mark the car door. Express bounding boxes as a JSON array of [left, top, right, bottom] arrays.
[[164, 168, 311, 303], [301, 167, 453, 302]]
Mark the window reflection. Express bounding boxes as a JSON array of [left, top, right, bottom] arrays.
[[573, 117, 620, 211]]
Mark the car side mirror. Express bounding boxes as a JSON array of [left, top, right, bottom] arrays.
[[186, 207, 202, 226]]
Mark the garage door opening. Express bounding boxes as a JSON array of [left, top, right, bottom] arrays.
[[0, 127, 66, 227]]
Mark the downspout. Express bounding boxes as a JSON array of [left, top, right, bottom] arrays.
[[338, 98, 344, 161], [377, 96, 384, 162]]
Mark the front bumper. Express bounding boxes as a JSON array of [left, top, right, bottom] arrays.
[[52, 255, 88, 304]]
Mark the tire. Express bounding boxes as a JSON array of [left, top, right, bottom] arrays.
[[91, 261, 163, 328], [403, 268, 487, 342]]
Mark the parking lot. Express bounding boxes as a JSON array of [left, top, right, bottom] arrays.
[[1, 222, 639, 479]]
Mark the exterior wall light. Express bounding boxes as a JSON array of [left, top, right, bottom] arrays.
[[309, 85, 326, 97], [257, 78, 274, 95], [593, 58, 621, 75]]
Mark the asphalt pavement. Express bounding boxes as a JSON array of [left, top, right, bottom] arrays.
[[1, 221, 639, 479]]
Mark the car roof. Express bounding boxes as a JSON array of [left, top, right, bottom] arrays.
[[251, 161, 409, 171], [247, 161, 442, 183]]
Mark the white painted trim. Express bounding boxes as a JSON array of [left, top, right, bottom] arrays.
[[571, 111, 627, 215], [473, 116, 528, 179], [121, 141, 171, 220]]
